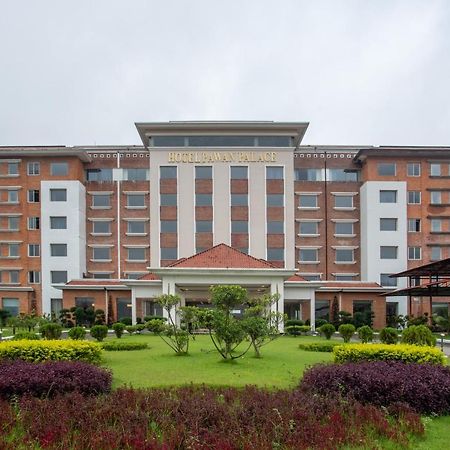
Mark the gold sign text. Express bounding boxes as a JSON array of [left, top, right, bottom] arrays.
[[167, 151, 277, 164]]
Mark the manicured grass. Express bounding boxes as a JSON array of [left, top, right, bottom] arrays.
[[413, 416, 450, 449], [102, 334, 332, 389]]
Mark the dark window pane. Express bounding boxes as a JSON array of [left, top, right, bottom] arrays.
[[267, 194, 284, 206], [267, 221, 284, 234], [195, 166, 212, 179], [267, 248, 284, 260], [161, 248, 177, 260], [257, 136, 291, 147], [153, 136, 185, 147], [231, 221, 248, 233], [160, 220, 177, 233], [196, 194, 212, 206], [188, 136, 255, 146], [160, 166, 177, 179], [230, 166, 248, 179], [266, 167, 283, 179], [231, 194, 248, 206], [196, 221, 212, 232], [160, 194, 177, 206]]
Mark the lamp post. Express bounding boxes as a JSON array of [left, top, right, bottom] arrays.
[[440, 333, 445, 352]]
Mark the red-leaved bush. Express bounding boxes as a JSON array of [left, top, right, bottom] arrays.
[[0, 360, 111, 399], [0, 386, 423, 449], [301, 361, 450, 415]]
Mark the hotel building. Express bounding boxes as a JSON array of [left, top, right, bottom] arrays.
[[0, 121, 449, 329]]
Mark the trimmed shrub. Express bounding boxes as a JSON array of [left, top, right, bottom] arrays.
[[102, 342, 148, 351], [318, 323, 335, 340], [12, 332, 40, 341], [144, 315, 166, 322], [301, 361, 450, 415], [135, 324, 146, 333], [0, 340, 102, 364], [315, 318, 328, 328], [112, 322, 126, 339], [39, 322, 62, 340], [284, 319, 304, 327], [338, 323, 355, 343], [401, 325, 436, 347], [125, 325, 137, 335], [379, 327, 399, 344], [119, 317, 132, 326], [0, 360, 111, 398], [285, 325, 310, 336], [90, 325, 108, 342], [68, 326, 86, 340], [357, 325, 374, 343], [333, 343, 445, 365], [298, 342, 341, 352], [146, 319, 167, 334]]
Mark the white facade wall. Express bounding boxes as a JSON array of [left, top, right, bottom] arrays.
[[360, 181, 408, 315], [40, 180, 86, 314]]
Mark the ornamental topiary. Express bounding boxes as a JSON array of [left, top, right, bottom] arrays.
[[285, 325, 310, 336], [401, 325, 436, 347], [68, 326, 86, 340], [12, 332, 40, 341], [379, 327, 399, 344], [284, 319, 304, 327], [112, 322, 126, 339], [90, 325, 108, 342], [298, 342, 341, 352], [40, 323, 62, 340], [338, 324, 355, 343], [357, 325, 373, 343], [318, 323, 335, 340], [102, 342, 148, 351]]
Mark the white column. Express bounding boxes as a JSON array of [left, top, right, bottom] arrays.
[[131, 289, 137, 325], [310, 289, 316, 331], [270, 280, 284, 332]]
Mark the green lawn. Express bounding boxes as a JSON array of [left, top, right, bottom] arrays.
[[102, 334, 331, 389]]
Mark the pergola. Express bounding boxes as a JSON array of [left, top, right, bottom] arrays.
[[381, 257, 450, 318]]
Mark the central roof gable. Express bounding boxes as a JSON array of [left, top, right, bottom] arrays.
[[167, 244, 277, 269]]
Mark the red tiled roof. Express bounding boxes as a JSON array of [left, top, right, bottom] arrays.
[[65, 280, 127, 286], [286, 274, 307, 282], [319, 281, 382, 289], [137, 272, 160, 281], [167, 244, 277, 269]]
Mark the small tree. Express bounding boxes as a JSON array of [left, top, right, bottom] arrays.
[[338, 323, 355, 343], [90, 325, 108, 342], [112, 322, 126, 339], [330, 296, 339, 328], [318, 323, 335, 340], [401, 325, 436, 347], [0, 309, 11, 330], [68, 326, 86, 340], [40, 322, 62, 340], [155, 294, 189, 355], [357, 325, 374, 343], [379, 327, 399, 344]]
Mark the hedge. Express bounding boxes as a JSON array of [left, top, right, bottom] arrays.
[[0, 340, 102, 364], [0, 360, 111, 398], [333, 343, 445, 365], [301, 361, 450, 415], [298, 342, 341, 352], [102, 341, 148, 351]]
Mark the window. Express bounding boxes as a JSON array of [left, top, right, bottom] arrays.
[[380, 246, 398, 259], [28, 217, 40, 230], [7, 162, 19, 175], [153, 136, 185, 146], [334, 195, 353, 208], [124, 168, 149, 181], [327, 169, 359, 182], [231, 221, 248, 233], [431, 219, 442, 232], [50, 216, 67, 229], [160, 220, 177, 233], [28, 271, 40, 284], [2, 298, 19, 316], [231, 194, 248, 206], [7, 217, 19, 230], [430, 247, 442, 261], [377, 163, 396, 176], [161, 248, 177, 260], [408, 219, 421, 232], [335, 222, 354, 235], [380, 218, 397, 231], [267, 248, 284, 260], [50, 162, 68, 176], [295, 168, 321, 181], [408, 191, 421, 204], [159, 166, 177, 179], [92, 193, 111, 207], [27, 190, 40, 203], [379, 190, 397, 203], [335, 248, 354, 263], [335, 274, 356, 281], [430, 163, 441, 176], [125, 273, 144, 280], [50, 244, 67, 257], [430, 191, 442, 205], [127, 248, 146, 261], [92, 273, 111, 279], [28, 244, 40, 257], [86, 168, 113, 181], [258, 136, 291, 146], [266, 167, 283, 179], [127, 193, 145, 207], [408, 247, 422, 260], [299, 221, 318, 235], [51, 298, 63, 316], [195, 166, 212, 179], [0, 271, 19, 284], [380, 274, 397, 287], [127, 221, 146, 234], [7, 190, 19, 203], [7, 243, 19, 257], [267, 194, 283, 206], [160, 194, 177, 206], [267, 221, 283, 234], [196, 220, 212, 232], [407, 162, 420, 177], [50, 189, 66, 202], [92, 221, 111, 234], [298, 194, 318, 208], [51, 271, 67, 284], [238, 248, 249, 254], [231, 166, 248, 179], [195, 193, 212, 206], [27, 162, 40, 175], [92, 247, 111, 261], [299, 248, 319, 262]]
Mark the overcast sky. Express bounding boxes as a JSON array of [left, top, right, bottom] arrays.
[[1, 0, 449, 147]]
